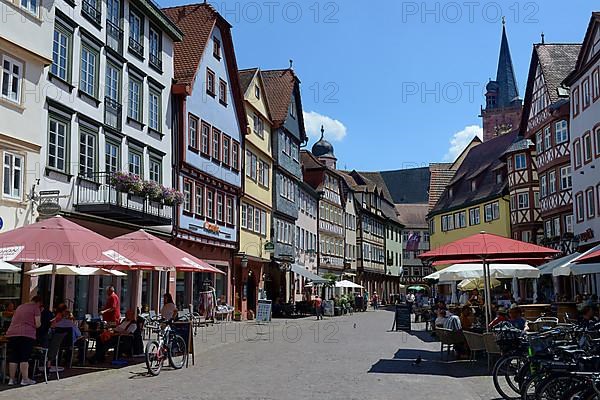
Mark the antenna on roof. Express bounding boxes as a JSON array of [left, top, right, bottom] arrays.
[[541, 32, 545, 44], [289, 59, 293, 70]]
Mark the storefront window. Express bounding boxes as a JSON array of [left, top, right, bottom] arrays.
[[141, 271, 155, 313], [0, 270, 22, 308], [73, 276, 89, 319], [176, 272, 185, 308]]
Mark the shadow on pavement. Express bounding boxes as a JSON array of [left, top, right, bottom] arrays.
[[406, 329, 438, 343]]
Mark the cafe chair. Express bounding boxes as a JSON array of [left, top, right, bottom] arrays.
[[483, 332, 502, 372], [32, 332, 67, 383], [436, 328, 465, 361], [463, 331, 485, 362]]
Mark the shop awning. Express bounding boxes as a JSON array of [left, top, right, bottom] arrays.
[[290, 264, 328, 283], [538, 252, 581, 275], [553, 244, 600, 276]]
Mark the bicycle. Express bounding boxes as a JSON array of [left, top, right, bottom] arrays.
[[144, 318, 188, 376]]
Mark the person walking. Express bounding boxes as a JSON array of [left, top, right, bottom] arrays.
[[6, 295, 42, 385], [314, 296, 323, 320], [100, 285, 121, 324], [372, 292, 379, 310]]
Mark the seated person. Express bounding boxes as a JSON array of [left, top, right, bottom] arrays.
[[435, 309, 448, 328], [443, 313, 462, 331], [489, 306, 509, 329], [508, 306, 527, 331], [460, 306, 475, 331], [53, 310, 86, 365], [91, 310, 137, 363], [160, 293, 178, 320], [468, 289, 484, 306], [579, 306, 598, 329]]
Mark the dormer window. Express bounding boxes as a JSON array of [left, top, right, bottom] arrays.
[[213, 37, 221, 59], [449, 188, 453, 198], [471, 180, 476, 192], [496, 173, 502, 184], [289, 101, 296, 118], [515, 153, 527, 170], [254, 84, 260, 99]]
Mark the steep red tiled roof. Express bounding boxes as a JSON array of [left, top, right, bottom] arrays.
[[428, 163, 455, 211], [238, 68, 258, 95], [261, 69, 297, 126], [395, 203, 429, 229], [163, 3, 218, 85]]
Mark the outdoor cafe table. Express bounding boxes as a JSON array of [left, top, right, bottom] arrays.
[[555, 302, 578, 322], [520, 304, 551, 320]]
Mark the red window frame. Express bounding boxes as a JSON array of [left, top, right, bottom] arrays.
[[594, 123, 600, 158], [573, 138, 582, 169], [575, 192, 584, 222], [222, 134, 231, 166], [582, 77, 591, 111], [583, 131, 593, 164], [206, 68, 215, 96], [593, 67, 600, 102], [586, 187, 596, 219], [211, 127, 221, 162], [200, 120, 211, 157], [573, 86, 580, 117], [231, 140, 240, 171], [188, 113, 199, 152]]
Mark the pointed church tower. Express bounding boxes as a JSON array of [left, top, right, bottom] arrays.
[[481, 18, 523, 141]]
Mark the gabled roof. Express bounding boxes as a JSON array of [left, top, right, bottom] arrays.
[[395, 204, 429, 229], [567, 12, 600, 84], [376, 167, 431, 205], [429, 131, 517, 215], [520, 43, 581, 134], [238, 68, 257, 94], [429, 163, 456, 211], [260, 69, 307, 141], [164, 3, 247, 136]]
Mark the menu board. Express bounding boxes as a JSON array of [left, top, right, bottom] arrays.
[[256, 299, 272, 322], [394, 304, 411, 332]]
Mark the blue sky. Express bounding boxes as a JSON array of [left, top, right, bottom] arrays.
[[159, 0, 594, 171]]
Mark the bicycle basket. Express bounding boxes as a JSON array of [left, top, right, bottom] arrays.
[[528, 336, 553, 355]]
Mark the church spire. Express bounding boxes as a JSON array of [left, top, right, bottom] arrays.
[[495, 19, 520, 108]]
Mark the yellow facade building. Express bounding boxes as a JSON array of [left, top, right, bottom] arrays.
[[428, 132, 516, 252], [235, 68, 274, 317]]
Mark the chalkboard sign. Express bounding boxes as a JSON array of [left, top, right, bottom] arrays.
[[256, 299, 272, 322], [173, 321, 194, 366], [394, 304, 411, 332]]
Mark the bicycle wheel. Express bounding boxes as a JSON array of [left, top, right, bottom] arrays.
[[168, 334, 188, 369], [563, 383, 597, 400], [145, 340, 163, 376], [521, 374, 544, 400], [536, 374, 583, 400], [493, 355, 527, 400]]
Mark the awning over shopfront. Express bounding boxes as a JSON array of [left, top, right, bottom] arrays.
[[290, 264, 328, 284], [538, 252, 581, 275], [553, 244, 600, 276]]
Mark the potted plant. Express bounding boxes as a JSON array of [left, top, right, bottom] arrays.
[[143, 180, 163, 205], [233, 311, 242, 321], [162, 186, 184, 206], [109, 172, 144, 195]]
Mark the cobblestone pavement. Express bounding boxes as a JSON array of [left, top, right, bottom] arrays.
[[4, 310, 500, 400]]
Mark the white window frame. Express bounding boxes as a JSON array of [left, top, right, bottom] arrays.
[[20, 0, 38, 15], [555, 120, 568, 144], [514, 153, 527, 170], [2, 151, 23, 199], [48, 116, 69, 173], [148, 87, 161, 131], [517, 193, 529, 210], [560, 166, 572, 191], [79, 129, 96, 178], [127, 76, 142, 121], [1, 55, 23, 104], [80, 45, 98, 98]]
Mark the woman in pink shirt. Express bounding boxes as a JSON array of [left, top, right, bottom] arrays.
[[6, 295, 42, 385]]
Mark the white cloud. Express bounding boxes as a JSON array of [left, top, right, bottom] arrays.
[[443, 125, 483, 162], [303, 111, 347, 141]]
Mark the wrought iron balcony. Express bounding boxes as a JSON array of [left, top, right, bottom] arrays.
[[149, 52, 162, 71], [106, 20, 124, 54], [75, 172, 173, 226], [128, 36, 144, 58], [81, 0, 101, 24], [104, 96, 122, 130]]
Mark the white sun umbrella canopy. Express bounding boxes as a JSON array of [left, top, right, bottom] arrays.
[[26, 265, 126, 309], [435, 263, 540, 281], [0, 260, 20, 273], [335, 280, 364, 289]]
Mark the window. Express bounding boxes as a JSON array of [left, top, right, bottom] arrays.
[[583, 132, 593, 163], [149, 26, 162, 70], [586, 188, 595, 218], [222, 136, 230, 165], [565, 215, 573, 234], [471, 180, 476, 192], [484, 201, 500, 222], [82, 0, 101, 24], [253, 114, 264, 138], [206, 68, 215, 95], [51, 24, 71, 81], [250, 153, 257, 181], [241, 204, 247, 228], [536, 131, 543, 153], [254, 84, 260, 99], [454, 211, 466, 228], [195, 185, 204, 216], [216, 193, 224, 222], [188, 115, 198, 149], [80, 45, 98, 97], [289, 100, 296, 118], [20, 0, 38, 15], [212, 128, 221, 161], [583, 78, 591, 109], [183, 181, 191, 212], [128, 11, 143, 56], [105, 63, 120, 102], [534, 191, 540, 208], [469, 207, 480, 225], [105, 141, 120, 173], [258, 160, 269, 188], [514, 153, 526, 170], [1, 56, 23, 103], [128, 148, 142, 177], [149, 158, 161, 183], [3, 152, 23, 199], [148, 88, 161, 131], [254, 208, 260, 233], [127, 76, 142, 121], [574, 139, 582, 168], [517, 193, 529, 209], [573, 87, 580, 116], [201, 122, 210, 155], [213, 37, 221, 59], [247, 205, 254, 231], [549, 171, 556, 194], [540, 175, 548, 197], [232, 141, 239, 170], [206, 191, 214, 219], [553, 218, 561, 237], [79, 129, 96, 178], [218, 79, 227, 105], [555, 120, 568, 144], [594, 69, 600, 100], [226, 197, 233, 225], [48, 116, 68, 173], [544, 126, 551, 150], [576, 192, 584, 222], [560, 166, 572, 190], [596, 127, 600, 158]]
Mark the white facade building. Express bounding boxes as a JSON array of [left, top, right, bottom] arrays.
[[294, 182, 319, 301]]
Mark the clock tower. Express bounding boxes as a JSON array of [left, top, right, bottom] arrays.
[[481, 19, 523, 142]]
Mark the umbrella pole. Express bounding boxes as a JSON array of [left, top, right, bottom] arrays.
[[49, 264, 57, 311], [484, 260, 492, 332]]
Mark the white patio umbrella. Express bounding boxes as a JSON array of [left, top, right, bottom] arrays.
[[26, 265, 126, 309], [434, 263, 540, 281], [335, 280, 363, 289], [553, 243, 600, 276], [458, 277, 501, 291], [0, 260, 20, 273]]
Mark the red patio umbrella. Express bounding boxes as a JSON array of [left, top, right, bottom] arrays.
[[419, 232, 559, 329], [107, 229, 223, 274], [575, 248, 600, 264]]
